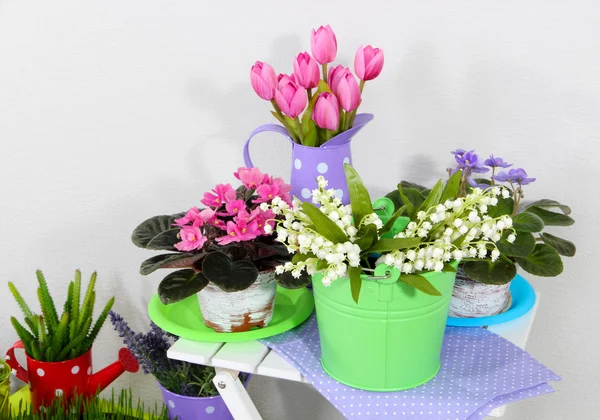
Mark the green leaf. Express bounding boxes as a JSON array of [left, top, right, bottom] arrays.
[[84, 296, 115, 352], [292, 252, 316, 264], [10, 317, 36, 357], [275, 270, 311, 289], [145, 228, 180, 251], [384, 190, 403, 211], [440, 171, 462, 203], [349, 266, 363, 303], [512, 211, 544, 233], [442, 263, 457, 273], [344, 163, 374, 226], [158, 269, 210, 304], [366, 237, 421, 254], [522, 199, 571, 215], [140, 253, 206, 275], [78, 272, 97, 332], [525, 206, 575, 226], [496, 232, 536, 257], [399, 274, 441, 296], [540, 233, 576, 257], [399, 181, 428, 192], [463, 259, 517, 285], [301, 202, 348, 244], [36, 270, 59, 334], [380, 206, 408, 238], [202, 252, 259, 292], [487, 196, 514, 218], [131, 213, 184, 248], [302, 120, 318, 147], [8, 282, 34, 319], [416, 179, 444, 215], [353, 224, 379, 250], [397, 186, 425, 218], [514, 243, 564, 277]]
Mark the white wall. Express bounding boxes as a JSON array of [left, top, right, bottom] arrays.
[[1, 1, 598, 419]]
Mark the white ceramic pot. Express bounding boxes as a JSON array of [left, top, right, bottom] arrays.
[[198, 270, 277, 333], [448, 268, 512, 318]]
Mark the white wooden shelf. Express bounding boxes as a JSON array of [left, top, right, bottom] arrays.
[[167, 293, 540, 420]]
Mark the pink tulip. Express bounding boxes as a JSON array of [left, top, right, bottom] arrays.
[[312, 92, 339, 130], [293, 52, 320, 89], [328, 67, 360, 112], [310, 25, 337, 64], [250, 61, 278, 100], [354, 45, 384, 81], [275, 78, 307, 118], [277, 73, 296, 86]]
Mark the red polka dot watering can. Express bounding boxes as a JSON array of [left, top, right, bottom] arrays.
[[243, 114, 373, 204], [5, 340, 139, 413]]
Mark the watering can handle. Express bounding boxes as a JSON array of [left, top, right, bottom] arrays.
[[243, 124, 295, 168], [5, 340, 29, 383]]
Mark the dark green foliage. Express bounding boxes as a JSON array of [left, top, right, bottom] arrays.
[[9, 270, 114, 362], [8, 388, 170, 419]]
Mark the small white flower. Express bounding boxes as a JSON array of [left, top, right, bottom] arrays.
[[414, 259, 425, 270], [346, 226, 357, 237], [491, 187, 501, 196], [407, 222, 417, 231], [275, 265, 285, 274], [402, 262, 413, 273], [341, 215, 352, 225], [492, 233, 501, 242], [417, 211, 426, 220], [459, 225, 469, 235], [490, 197, 498, 206], [430, 213, 440, 223], [433, 247, 444, 258], [317, 176, 328, 188], [502, 189, 510, 198], [406, 250, 417, 261], [263, 224, 273, 234], [329, 211, 340, 221], [453, 219, 463, 228], [434, 261, 444, 271], [491, 249, 500, 261], [478, 249, 487, 258], [496, 220, 505, 230], [479, 204, 488, 214], [260, 202, 269, 211], [468, 211, 480, 223], [425, 259, 435, 270]]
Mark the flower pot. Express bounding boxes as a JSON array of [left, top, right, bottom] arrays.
[[5, 342, 138, 413], [198, 270, 277, 333], [312, 265, 457, 391], [448, 267, 512, 318], [158, 382, 237, 420], [243, 114, 374, 204]]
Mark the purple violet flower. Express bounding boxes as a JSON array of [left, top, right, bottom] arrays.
[[454, 151, 489, 174], [467, 178, 490, 189], [484, 155, 512, 168], [493, 168, 536, 185]]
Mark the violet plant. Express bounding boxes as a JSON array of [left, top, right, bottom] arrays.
[[109, 311, 227, 398], [430, 149, 575, 284]]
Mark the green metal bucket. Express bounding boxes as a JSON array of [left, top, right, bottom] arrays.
[[312, 264, 457, 391]]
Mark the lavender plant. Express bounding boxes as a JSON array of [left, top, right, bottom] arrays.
[[109, 312, 235, 397]]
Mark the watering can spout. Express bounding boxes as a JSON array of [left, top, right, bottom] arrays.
[[86, 348, 139, 394]]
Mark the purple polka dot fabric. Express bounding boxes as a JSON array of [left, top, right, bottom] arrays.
[[261, 315, 560, 420]]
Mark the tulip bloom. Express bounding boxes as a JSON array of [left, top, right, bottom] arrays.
[[312, 92, 339, 130], [293, 52, 320, 89], [275, 78, 307, 118], [354, 46, 384, 81], [250, 61, 278, 100], [328, 67, 360, 112], [311, 25, 337, 64]]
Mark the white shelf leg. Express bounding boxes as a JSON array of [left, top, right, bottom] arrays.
[[213, 367, 263, 420]]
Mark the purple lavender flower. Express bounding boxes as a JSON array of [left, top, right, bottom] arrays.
[[493, 168, 536, 185], [484, 155, 512, 168], [454, 151, 489, 174]]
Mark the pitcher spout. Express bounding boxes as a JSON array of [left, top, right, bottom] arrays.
[[86, 348, 139, 394]]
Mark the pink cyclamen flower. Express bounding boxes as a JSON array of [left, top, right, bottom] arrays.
[[311, 25, 337, 64], [293, 52, 320, 89], [275, 78, 307, 118], [216, 220, 260, 245], [354, 45, 384, 81], [234, 167, 265, 190], [329, 68, 360, 112], [312, 92, 340, 130], [250, 61, 278, 100], [174, 226, 207, 251], [201, 184, 236, 207]]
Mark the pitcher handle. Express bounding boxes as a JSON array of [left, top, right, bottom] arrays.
[[5, 340, 29, 383], [243, 124, 294, 168]]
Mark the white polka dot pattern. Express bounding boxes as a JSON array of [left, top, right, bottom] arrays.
[[261, 315, 560, 420]]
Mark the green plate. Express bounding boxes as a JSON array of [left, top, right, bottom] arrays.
[[148, 286, 314, 342]]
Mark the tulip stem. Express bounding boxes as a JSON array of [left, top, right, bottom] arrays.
[[338, 111, 346, 133], [307, 89, 313, 103], [294, 118, 304, 144], [271, 99, 299, 143], [322, 63, 328, 83], [359, 79, 366, 93]]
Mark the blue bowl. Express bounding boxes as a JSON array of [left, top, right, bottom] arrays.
[[446, 274, 536, 327]]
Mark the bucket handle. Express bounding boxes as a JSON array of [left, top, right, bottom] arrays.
[[362, 265, 401, 302]]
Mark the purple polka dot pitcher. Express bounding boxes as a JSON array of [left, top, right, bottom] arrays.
[[243, 114, 374, 204]]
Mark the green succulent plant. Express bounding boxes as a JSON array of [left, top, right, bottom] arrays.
[[9, 270, 115, 362]]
